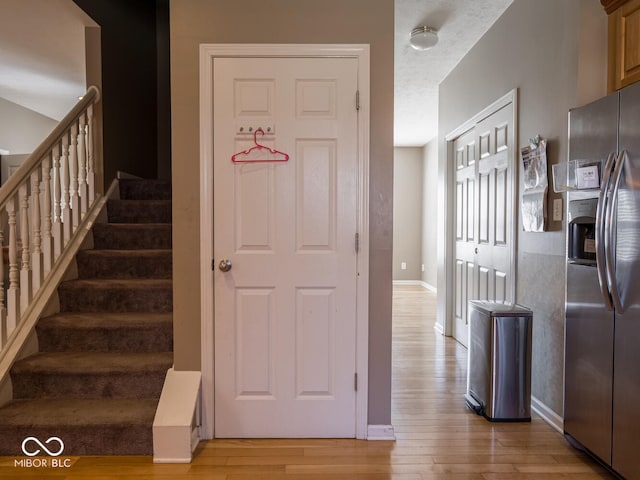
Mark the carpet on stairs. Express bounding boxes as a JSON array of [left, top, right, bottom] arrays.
[[0, 179, 173, 456]]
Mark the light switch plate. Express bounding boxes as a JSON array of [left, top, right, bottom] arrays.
[[553, 198, 563, 221]]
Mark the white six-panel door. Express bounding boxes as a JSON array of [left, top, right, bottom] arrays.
[[212, 57, 359, 437], [452, 101, 514, 347], [453, 128, 477, 347]]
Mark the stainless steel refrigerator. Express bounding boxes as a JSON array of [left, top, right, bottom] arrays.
[[565, 79, 640, 479]]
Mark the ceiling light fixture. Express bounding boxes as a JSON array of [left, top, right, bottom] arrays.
[[410, 26, 438, 51]]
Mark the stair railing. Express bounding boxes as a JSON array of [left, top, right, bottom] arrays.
[[0, 86, 102, 352]]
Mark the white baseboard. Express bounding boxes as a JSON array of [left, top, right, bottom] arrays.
[[421, 281, 437, 293], [393, 280, 421, 286], [367, 424, 396, 441], [434, 322, 445, 335], [531, 395, 563, 434], [392, 280, 437, 293]]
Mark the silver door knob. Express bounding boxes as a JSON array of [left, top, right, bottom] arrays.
[[219, 259, 232, 272]]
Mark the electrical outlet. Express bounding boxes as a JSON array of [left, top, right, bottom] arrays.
[[421, 264, 425, 272], [553, 198, 563, 221], [401, 262, 407, 270]]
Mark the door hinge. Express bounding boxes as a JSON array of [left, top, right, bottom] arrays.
[[354, 372, 358, 391], [355, 232, 360, 253], [212, 259, 215, 271], [356, 90, 360, 111]]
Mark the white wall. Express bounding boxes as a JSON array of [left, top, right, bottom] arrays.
[[170, 0, 395, 426], [421, 140, 438, 289], [438, 0, 607, 416], [393, 147, 423, 280], [0, 97, 57, 154]]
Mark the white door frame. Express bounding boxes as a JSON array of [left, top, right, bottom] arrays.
[[199, 44, 370, 440], [438, 89, 518, 336]]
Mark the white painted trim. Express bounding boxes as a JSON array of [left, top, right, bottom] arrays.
[[199, 44, 371, 440], [440, 89, 518, 340], [392, 280, 421, 286], [531, 395, 564, 434], [422, 282, 437, 293], [198, 42, 215, 442], [367, 424, 396, 441], [433, 322, 445, 335], [392, 280, 437, 293], [153, 368, 202, 463]]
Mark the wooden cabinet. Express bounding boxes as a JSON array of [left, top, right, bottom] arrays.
[[602, 0, 640, 91]]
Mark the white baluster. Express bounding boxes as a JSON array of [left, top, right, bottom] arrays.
[[69, 122, 80, 229], [6, 197, 19, 333], [19, 183, 32, 312], [52, 145, 63, 258], [61, 133, 71, 244], [0, 211, 6, 347], [42, 155, 54, 274], [77, 113, 88, 216], [87, 104, 95, 203], [30, 169, 43, 291]]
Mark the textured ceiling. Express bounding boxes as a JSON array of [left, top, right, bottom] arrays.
[[394, 0, 513, 146], [0, 0, 95, 121]]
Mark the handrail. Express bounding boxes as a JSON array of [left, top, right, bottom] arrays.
[[0, 85, 102, 350], [0, 86, 100, 207]]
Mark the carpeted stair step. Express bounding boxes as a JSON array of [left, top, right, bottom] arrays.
[[11, 352, 172, 400], [58, 278, 172, 313], [91, 223, 172, 250], [119, 179, 171, 200], [36, 312, 173, 353], [107, 199, 171, 224], [0, 398, 158, 455], [76, 249, 172, 279]]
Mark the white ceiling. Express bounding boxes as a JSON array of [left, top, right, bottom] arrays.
[[0, 0, 512, 142], [0, 0, 95, 121], [395, 0, 513, 146]]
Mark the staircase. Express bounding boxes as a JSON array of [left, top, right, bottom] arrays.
[[0, 179, 173, 456]]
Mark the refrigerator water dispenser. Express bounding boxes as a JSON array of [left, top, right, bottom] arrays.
[[568, 199, 597, 263]]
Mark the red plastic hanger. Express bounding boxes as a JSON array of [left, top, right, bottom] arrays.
[[231, 128, 289, 163]]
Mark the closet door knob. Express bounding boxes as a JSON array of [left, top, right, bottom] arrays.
[[219, 259, 232, 272]]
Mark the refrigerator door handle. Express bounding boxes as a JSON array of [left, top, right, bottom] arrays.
[[605, 150, 627, 313], [596, 151, 616, 311]]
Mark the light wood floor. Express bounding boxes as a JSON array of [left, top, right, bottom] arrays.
[[0, 285, 613, 479]]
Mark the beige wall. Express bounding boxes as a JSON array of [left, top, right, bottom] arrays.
[[422, 140, 438, 289], [0, 97, 57, 154], [393, 147, 423, 280], [439, 0, 607, 416], [170, 0, 394, 425]]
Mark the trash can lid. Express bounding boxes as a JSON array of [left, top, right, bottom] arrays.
[[468, 300, 532, 317]]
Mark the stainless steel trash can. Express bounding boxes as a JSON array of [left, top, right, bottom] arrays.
[[464, 300, 532, 422]]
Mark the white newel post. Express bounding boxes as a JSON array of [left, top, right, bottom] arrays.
[[19, 183, 32, 313], [6, 197, 19, 333], [42, 155, 54, 274]]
